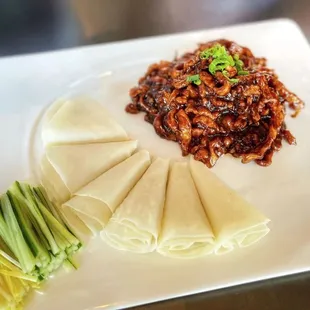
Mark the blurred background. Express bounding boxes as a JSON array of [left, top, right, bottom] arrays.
[[0, 0, 309, 57]]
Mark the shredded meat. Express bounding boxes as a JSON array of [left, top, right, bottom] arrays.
[[126, 39, 304, 167]]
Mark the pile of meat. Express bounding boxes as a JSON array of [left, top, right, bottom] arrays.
[[126, 39, 304, 167]]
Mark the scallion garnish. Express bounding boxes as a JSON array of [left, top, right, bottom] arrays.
[[186, 74, 201, 85], [200, 44, 249, 83], [233, 54, 249, 75]]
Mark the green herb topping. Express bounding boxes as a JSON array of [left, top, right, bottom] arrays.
[[233, 54, 249, 75], [199, 44, 249, 83], [186, 74, 201, 85]]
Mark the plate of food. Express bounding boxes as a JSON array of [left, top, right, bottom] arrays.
[[0, 18, 309, 310]]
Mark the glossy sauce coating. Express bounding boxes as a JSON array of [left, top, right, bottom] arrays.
[[126, 40, 304, 167]]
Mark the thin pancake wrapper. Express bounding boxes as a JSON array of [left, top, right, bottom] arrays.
[[102, 157, 170, 253], [42, 140, 137, 203], [40, 155, 71, 203], [56, 202, 93, 243], [63, 150, 151, 233], [157, 162, 215, 259], [42, 97, 128, 146], [189, 157, 270, 255]]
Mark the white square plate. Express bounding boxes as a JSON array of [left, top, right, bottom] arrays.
[[1, 18, 310, 310]]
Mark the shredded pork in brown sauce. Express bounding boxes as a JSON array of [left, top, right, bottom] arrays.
[[126, 39, 304, 167]]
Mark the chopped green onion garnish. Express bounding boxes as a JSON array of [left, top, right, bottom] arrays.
[[237, 70, 249, 75], [233, 54, 249, 75], [200, 44, 228, 60], [186, 74, 201, 85], [199, 44, 249, 84], [223, 71, 239, 84]]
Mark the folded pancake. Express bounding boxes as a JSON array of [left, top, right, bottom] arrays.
[[102, 157, 170, 253], [63, 150, 151, 233], [58, 205, 93, 243], [43, 98, 66, 126], [157, 162, 215, 259], [44, 140, 137, 202], [42, 97, 128, 146], [40, 155, 71, 203], [64, 198, 105, 234], [189, 157, 270, 255]]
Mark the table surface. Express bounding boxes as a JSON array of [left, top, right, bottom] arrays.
[[134, 272, 310, 310], [1, 1, 310, 309]]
